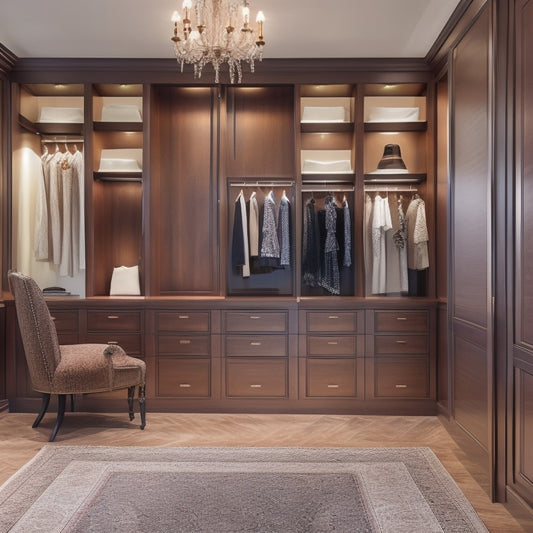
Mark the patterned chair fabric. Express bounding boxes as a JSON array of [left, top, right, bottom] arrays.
[[8, 271, 146, 441]]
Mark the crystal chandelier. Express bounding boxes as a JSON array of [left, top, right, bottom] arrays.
[[171, 0, 265, 84]]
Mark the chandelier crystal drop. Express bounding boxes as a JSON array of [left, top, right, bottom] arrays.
[[171, 0, 265, 84]]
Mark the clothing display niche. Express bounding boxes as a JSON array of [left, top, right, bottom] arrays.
[[231, 186, 292, 278], [302, 191, 353, 296], [34, 142, 85, 278], [364, 189, 428, 296]]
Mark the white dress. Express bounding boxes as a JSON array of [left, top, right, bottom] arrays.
[[371, 194, 392, 294]]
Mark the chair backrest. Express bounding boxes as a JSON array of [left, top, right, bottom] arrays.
[[8, 272, 61, 392]]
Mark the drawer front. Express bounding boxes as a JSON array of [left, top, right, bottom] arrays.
[[374, 335, 428, 355], [307, 336, 356, 356], [87, 311, 141, 332], [56, 333, 79, 345], [226, 359, 287, 397], [225, 335, 287, 357], [158, 335, 210, 356], [373, 357, 429, 398], [49, 310, 79, 332], [225, 312, 287, 333], [306, 312, 359, 333], [156, 312, 210, 333], [158, 358, 210, 397], [85, 333, 142, 356], [306, 358, 357, 397], [374, 311, 428, 333]]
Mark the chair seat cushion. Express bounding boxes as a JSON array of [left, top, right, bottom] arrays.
[[52, 344, 145, 394]]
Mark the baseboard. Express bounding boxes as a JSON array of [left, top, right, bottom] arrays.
[[505, 486, 533, 530], [0, 399, 9, 413]]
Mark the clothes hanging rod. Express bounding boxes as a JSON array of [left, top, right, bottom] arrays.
[[301, 186, 355, 193], [364, 185, 418, 192], [229, 181, 294, 187], [41, 137, 84, 143]]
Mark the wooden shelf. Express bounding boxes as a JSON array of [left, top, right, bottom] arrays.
[[364, 173, 426, 184], [301, 172, 355, 183], [301, 122, 354, 133], [93, 171, 142, 182], [364, 122, 427, 132], [93, 121, 143, 132], [18, 114, 83, 136]]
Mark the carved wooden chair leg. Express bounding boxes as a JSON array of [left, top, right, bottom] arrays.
[[127, 386, 135, 421], [49, 394, 66, 442], [138, 385, 146, 430], [32, 393, 51, 428]]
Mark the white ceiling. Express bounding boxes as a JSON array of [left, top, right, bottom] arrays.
[[0, 0, 461, 60]]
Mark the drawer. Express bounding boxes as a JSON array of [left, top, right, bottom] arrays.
[[374, 335, 428, 355], [372, 357, 429, 398], [225, 312, 287, 333], [158, 358, 210, 397], [85, 333, 142, 356], [87, 310, 141, 332], [307, 336, 356, 356], [226, 358, 287, 397], [56, 333, 79, 345], [158, 335, 210, 356], [49, 310, 79, 332], [306, 312, 359, 333], [306, 358, 357, 397], [156, 312, 210, 333], [374, 311, 428, 333], [225, 335, 287, 357]]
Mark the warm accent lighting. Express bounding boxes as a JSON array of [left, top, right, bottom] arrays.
[[171, 0, 266, 84]]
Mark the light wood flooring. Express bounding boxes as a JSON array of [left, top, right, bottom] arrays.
[[0, 411, 529, 532]]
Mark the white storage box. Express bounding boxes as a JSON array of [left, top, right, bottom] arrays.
[[367, 107, 420, 122], [303, 159, 352, 173], [101, 104, 142, 122], [301, 106, 346, 123], [39, 107, 84, 123], [98, 149, 142, 172]]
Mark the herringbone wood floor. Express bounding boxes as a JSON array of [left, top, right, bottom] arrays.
[[0, 411, 529, 532]]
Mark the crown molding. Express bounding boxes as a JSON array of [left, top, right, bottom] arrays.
[[0, 43, 18, 76]]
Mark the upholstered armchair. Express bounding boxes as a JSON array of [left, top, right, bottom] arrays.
[[8, 271, 146, 441]]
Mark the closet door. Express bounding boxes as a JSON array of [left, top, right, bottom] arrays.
[[150, 86, 218, 295], [511, 0, 533, 510], [449, 4, 493, 496]]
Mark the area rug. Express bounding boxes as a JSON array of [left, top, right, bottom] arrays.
[[0, 446, 488, 532]]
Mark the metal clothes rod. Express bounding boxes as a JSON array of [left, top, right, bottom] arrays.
[[41, 137, 84, 143], [301, 186, 355, 193], [364, 185, 418, 192], [229, 181, 294, 187]]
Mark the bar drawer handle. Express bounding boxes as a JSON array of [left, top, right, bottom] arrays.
[[395, 384, 408, 388], [396, 317, 408, 321], [178, 315, 189, 319], [395, 340, 407, 344], [249, 316, 261, 320], [179, 383, 191, 388], [250, 384, 262, 388], [250, 342, 262, 346], [327, 384, 340, 389], [179, 340, 191, 345], [51, 316, 57, 321], [328, 315, 339, 319], [107, 341, 118, 345], [107, 315, 119, 319], [327, 341, 338, 345]]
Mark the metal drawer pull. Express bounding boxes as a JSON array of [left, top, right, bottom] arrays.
[[51, 316, 56, 321], [179, 340, 191, 345], [327, 384, 340, 388], [178, 315, 189, 319], [395, 384, 408, 388], [107, 315, 119, 319], [179, 383, 191, 388], [249, 316, 261, 320], [107, 340, 118, 345], [396, 317, 408, 321], [395, 340, 407, 344], [250, 342, 262, 346], [250, 384, 262, 388], [327, 341, 338, 345], [328, 315, 339, 319]]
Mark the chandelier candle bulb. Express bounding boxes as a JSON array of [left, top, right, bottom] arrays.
[[170, 0, 266, 84]]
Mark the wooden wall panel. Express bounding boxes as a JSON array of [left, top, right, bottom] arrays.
[[151, 86, 218, 295], [225, 86, 294, 178]]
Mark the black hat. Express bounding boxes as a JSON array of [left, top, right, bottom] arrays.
[[376, 144, 407, 171]]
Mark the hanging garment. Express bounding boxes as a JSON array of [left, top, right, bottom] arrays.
[[364, 193, 374, 295], [34, 150, 53, 261], [320, 196, 341, 295], [371, 194, 392, 294], [384, 193, 402, 294], [279, 192, 291, 266], [259, 190, 280, 259], [71, 148, 85, 272], [48, 150, 64, 266], [342, 197, 352, 268], [59, 151, 74, 277], [406, 196, 429, 270], [248, 192, 259, 257], [302, 197, 321, 287], [231, 192, 250, 277]]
